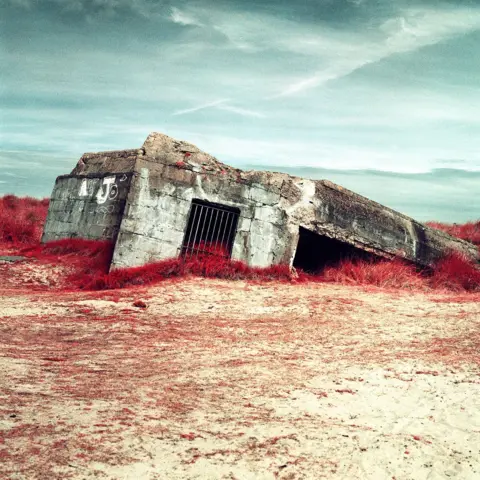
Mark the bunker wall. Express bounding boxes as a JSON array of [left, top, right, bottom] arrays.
[[280, 179, 477, 266], [312, 182, 477, 265], [313, 182, 416, 260], [110, 163, 295, 269], [42, 173, 132, 243]]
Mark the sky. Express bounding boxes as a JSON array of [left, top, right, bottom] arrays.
[[1, 0, 479, 222]]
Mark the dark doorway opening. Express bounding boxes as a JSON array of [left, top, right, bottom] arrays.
[[181, 199, 240, 259], [293, 226, 375, 273]]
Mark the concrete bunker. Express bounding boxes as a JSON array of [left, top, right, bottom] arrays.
[[42, 132, 479, 271]]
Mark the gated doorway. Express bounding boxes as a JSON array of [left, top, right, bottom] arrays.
[[181, 199, 240, 259]]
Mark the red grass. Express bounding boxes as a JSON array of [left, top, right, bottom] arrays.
[[12, 237, 292, 291], [318, 254, 480, 293], [1, 194, 479, 293], [81, 253, 292, 291], [21, 238, 115, 290], [316, 258, 425, 290], [185, 240, 231, 258], [427, 220, 480, 246], [430, 252, 480, 292], [0, 195, 49, 248], [16, 241, 477, 293], [23, 238, 113, 268]]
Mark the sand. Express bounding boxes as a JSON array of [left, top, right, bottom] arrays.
[[0, 277, 479, 479]]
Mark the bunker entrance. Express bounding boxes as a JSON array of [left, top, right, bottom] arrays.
[[293, 226, 374, 274], [181, 199, 240, 259]]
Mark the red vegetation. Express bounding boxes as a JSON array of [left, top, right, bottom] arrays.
[[23, 238, 113, 270], [8, 234, 291, 291], [184, 240, 231, 258], [1, 194, 479, 293], [21, 238, 114, 288], [427, 220, 480, 246], [0, 195, 49, 248], [318, 258, 424, 290], [81, 253, 292, 291], [430, 252, 480, 292], [316, 254, 480, 293], [16, 240, 477, 293]]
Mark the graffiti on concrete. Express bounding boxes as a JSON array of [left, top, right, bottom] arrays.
[[96, 176, 117, 204], [78, 176, 122, 204], [79, 179, 89, 197], [96, 204, 115, 219]]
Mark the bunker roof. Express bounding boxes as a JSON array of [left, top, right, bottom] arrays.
[[71, 132, 421, 225]]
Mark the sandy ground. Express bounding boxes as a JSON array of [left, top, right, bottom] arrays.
[[0, 274, 479, 479]]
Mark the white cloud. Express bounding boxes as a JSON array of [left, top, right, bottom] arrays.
[[3, 172, 27, 178], [170, 7, 203, 27], [163, 4, 480, 97], [278, 7, 480, 96], [172, 99, 266, 118], [172, 99, 229, 116], [216, 104, 266, 118]]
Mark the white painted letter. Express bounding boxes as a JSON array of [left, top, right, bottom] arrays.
[[96, 176, 116, 204], [79, 179, 89, 197]]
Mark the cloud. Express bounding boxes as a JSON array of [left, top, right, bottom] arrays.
[[3, 172, 27, 178], [165, 4, 313, 52], [170, 6, 203, 27], [216, 104, 266, 118], [161, 4, 480, 97], [172, 99, 266, 118], [172, 99, 229, 116], [278, 7, 480, 95], [4, 0, 168, 19]]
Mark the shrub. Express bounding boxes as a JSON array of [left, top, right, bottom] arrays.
[[0, 195, 49, 247], [79, 253, 292, 291], [430, 252, 480, 292], [427, 221, 480, 246], [317, 258, 425, 290], [3, 194, 20, 210]]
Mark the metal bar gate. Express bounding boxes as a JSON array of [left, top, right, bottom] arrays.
[[181, 199, 240, 259]]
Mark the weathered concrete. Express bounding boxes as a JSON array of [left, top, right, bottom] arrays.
[[43, 132, 479, 271], [42, 173, 132, 243]]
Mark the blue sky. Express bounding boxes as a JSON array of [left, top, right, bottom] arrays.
[[1, 0, 479, 222]]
